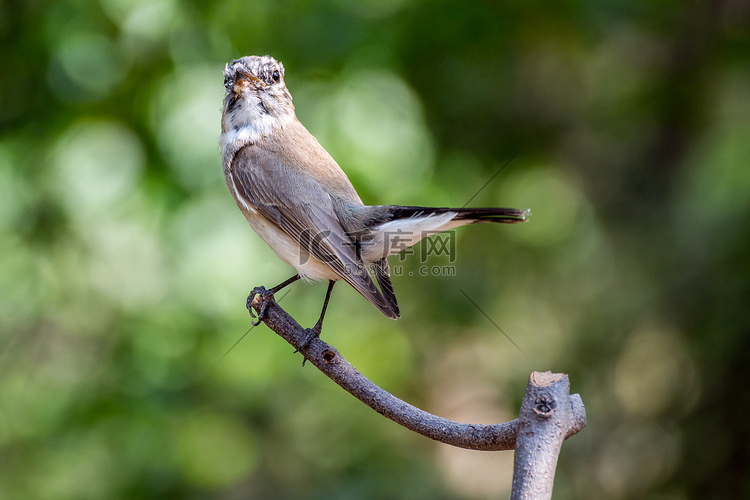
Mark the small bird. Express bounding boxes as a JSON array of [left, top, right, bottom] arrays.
[[220, 55, 527, 344]]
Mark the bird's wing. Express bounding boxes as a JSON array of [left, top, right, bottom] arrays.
[[229, 145, 399, 319], [371, 258, 399, 318]]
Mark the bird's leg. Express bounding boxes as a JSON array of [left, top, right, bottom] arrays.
[[297, 280, 336, 352], [247, 274, 301, 325]]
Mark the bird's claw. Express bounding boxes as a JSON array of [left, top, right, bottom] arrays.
[[294, 325, 321, 354], [295, 326, 321, 367], [247, 286, 272, 325]]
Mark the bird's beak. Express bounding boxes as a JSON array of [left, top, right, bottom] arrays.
[[234, 68, 264, 90]]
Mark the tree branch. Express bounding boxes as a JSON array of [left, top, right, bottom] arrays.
[[511, 372, 586, 499], [250, 295, 586, 452]]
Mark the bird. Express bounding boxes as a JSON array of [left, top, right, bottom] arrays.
[[220, 55, 528, 346]]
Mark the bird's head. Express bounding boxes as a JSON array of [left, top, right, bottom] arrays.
[[221, 55, 295, 134]]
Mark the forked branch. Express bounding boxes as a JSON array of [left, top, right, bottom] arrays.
[[249, 295, 586, 452]]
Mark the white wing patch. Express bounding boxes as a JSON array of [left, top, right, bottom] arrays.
[[361, 212, 469, 263]]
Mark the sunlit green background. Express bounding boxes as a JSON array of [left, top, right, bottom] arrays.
[[2, 0, 749, 498]]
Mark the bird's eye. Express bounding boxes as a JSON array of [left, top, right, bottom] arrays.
[[272, 70, 280, 82]]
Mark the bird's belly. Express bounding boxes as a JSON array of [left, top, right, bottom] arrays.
[[244, 212, 340, 282]]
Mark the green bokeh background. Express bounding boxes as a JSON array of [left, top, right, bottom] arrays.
[[2, 1, 749, 498]]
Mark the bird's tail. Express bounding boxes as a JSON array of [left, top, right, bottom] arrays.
[[388, 205, 530, 224], [359, 205, 529, 263]]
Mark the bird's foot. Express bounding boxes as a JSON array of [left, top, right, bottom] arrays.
[[295, 323, 323, 367], [246, 286, 274, 326], [294, 323, 322, 354]]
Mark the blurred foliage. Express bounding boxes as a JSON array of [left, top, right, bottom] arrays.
[[1, 0, 749, 498]]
